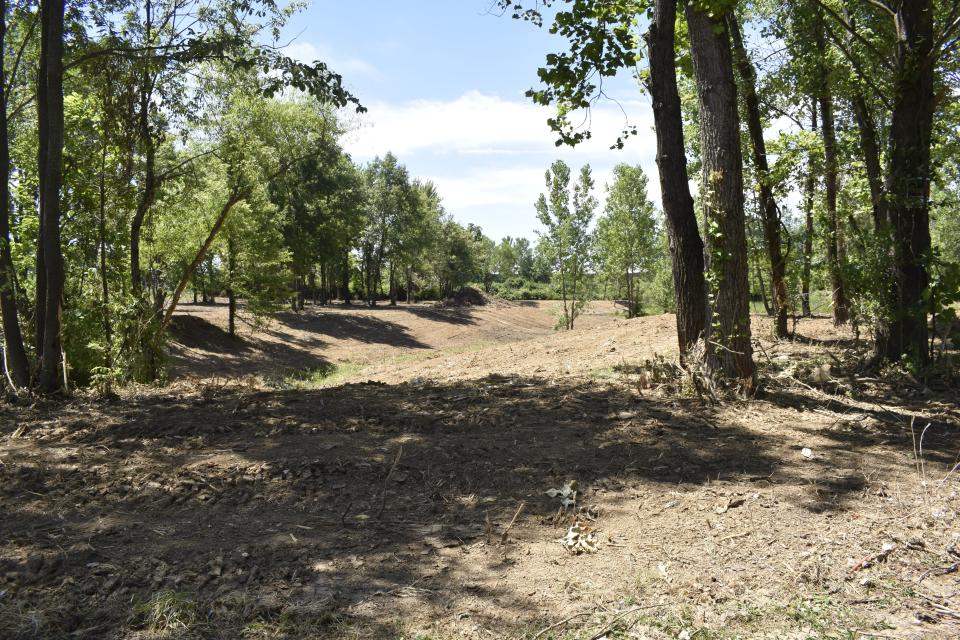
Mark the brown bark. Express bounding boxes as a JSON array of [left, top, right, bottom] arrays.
[[876, 1, 934, 366], [801, 101, 817, 317], [0, 0, 30, 388], [130, 0, 156, 295], [684, 2, 755, 387], [815, 15, 849, 326], [643, 0, 707, 358], [36, 0, 66, 392], [729, 15, 789, 338], [850, 93, 884, 231], [227, 235, 236, 337], [98, 143, 112, 368], [342, 250, 351, 304]]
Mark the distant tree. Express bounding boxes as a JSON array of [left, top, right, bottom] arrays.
[[514, 237, 536, 279], [361, 153, 410, 306], [494, 236, 519, 278], [595, 164, 658, 318], [536, 160, 595, 330]]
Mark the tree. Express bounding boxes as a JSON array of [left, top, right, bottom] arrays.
[[685, 1, 755, 386], [646, 0, 708, 357], [595, 163, 658, 317], [536, 160, 595, 330], [813, 8, 849, 326], [0, 0, 29, 388], [361, 153, 410, 306], [729, 12, 790, 338], [36, 0, 66, 392]]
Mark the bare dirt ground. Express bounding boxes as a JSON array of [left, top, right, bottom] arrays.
[[166, 299, 625, 382], [2, 301, 959, 640]]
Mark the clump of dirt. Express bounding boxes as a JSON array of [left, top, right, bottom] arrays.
[[437, 286, 491, 307]]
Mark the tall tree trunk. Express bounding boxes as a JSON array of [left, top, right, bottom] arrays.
[[36, 0, 66, 392], [98, 143, 112, 368], [815, 15, 849, 326], [342, 251, 351, 305], [801, 100, 817, 317], [754, 254, 772, 316], [130, 0, 159, 296], [227, 235, 236, 337], [729, 15, 789, 338], [644, 0, 707, 358], [850, 93, 884, 230], [389, 262, 397, 306], [0, 0, 29, 388], [685, 2, 755, 387], [876, 2, 934, 366]]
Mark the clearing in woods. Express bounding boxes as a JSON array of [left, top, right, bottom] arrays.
[[2, 300, 958, 639]]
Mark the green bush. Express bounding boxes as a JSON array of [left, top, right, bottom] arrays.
[[491, 277, 560, 300]]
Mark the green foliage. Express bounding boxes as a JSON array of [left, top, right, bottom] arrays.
[[535, 160, 597, 329], [594, 164, 659, 317], [499, 0, 646, 147], [492, 276, 560, 300]]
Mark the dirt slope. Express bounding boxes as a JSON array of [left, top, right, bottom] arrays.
[[1, 305, 958, 640]]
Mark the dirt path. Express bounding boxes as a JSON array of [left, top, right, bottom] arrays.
[[2, 307, 958, 639]]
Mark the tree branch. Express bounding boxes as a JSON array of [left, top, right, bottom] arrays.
[[809, 0, 894, 71]]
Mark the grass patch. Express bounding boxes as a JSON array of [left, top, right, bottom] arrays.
[[134, 590, 199, 635], [275, 361, 366, 389]]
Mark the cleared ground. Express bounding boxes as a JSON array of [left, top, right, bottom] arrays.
[[1, 300, 958, 639]]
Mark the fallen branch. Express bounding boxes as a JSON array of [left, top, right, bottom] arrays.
[[500, 502, 525, 544], [376, 446, 403, 520], [588, 604, 662, 640], [529, 611, 593, 639]]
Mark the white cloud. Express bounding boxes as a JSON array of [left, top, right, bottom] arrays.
[[343, 90, 656, 160], [284, 41, 379, 78], [338, 91, 662, 241]]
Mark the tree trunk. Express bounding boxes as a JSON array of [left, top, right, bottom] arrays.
[[36, 0, 66, 392], [227, 235, 236, 337], [130, 0, 156, 296], [685, 2, 755, 387], [801, 100, 817, 317], [645, 0, 707, 359], [342, 251, 351, 305], [876, 1, 934, 366], [850, 93, 884, 230], [729, 15, 789, 338], [406, 266, 414, 304], [157, 191, 243, 338], [815, 16, 849, 326], [754, 254, 772, 316], [389, 262, 397, 306], [98, 143, 112, 368], [0, 0, 29, 388]]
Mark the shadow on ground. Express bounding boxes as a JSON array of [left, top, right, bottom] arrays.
[[0, 373, 956, 638]]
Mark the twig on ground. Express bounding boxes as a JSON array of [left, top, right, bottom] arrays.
[[500, 502, 525, 545], [376, 445, 403, 520], [529, 611, 593, 639], [918, 562, 959, 585], [588, 605, 662, 640]]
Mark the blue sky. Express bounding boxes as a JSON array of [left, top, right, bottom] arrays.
[[282, 1, 660, 243]]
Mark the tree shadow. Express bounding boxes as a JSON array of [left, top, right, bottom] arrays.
[[2, 373, 955, 638], [271, 309, 434, 348], [170, 315, 253, 354]]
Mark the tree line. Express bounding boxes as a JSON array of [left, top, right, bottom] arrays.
[[2, 0, 958, 394], [0, 0, 513, 392], [500, 0, 960, 390]]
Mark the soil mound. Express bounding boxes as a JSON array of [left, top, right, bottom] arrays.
[[438, 286, 490, 307]]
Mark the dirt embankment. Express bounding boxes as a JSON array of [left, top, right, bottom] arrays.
[[1, 304, 958, 639]]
